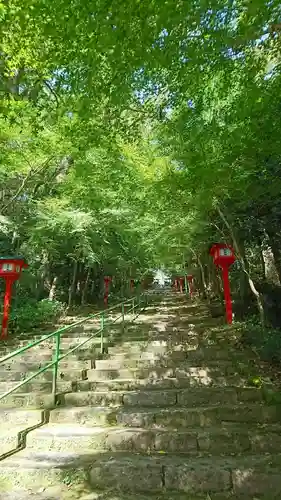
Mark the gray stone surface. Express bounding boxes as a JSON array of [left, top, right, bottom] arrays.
[[232, 468, 281, 495], [89, 459, 162, 491], [123, 390, 177, 407], [177, 387, 237, 406], [165, 462, 231, 492]]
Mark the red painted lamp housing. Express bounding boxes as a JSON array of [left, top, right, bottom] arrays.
[[209, 244, 236, 324], [209, 243, 235, 268], [0, 256, 28, 339], [0, 256, 28, 280]]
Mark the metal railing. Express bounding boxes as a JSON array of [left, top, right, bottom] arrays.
[[0, 294, 148, 403]]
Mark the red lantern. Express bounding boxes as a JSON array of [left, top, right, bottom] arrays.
[[179, 277, 184, 293], [209, 244, 236, 324], [0, 256, 28, 339], [187, 274, 194, 298], [103, 276, 112, 306]]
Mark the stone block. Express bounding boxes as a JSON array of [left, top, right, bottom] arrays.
[[116, 409, 155, 428], [89, 458, 162, 491], [250, 431, 281, 452], [219, 405, 269, 424], [165, 462, 231, 492], [198, 429, 250, 453], [154, 430, 197, 452], [106, 428, 155, 452], [123, 390, 176, 407], [236, 387, 262, 402], [232, 468, 281, 495], [155, 408, 202, 428], [49, 406, 116, 426], [177, 388, 237, 407], [64, 391, 123, 407]]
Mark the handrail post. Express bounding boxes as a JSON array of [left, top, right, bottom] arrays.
[[100, 312, 105, 354], [132, 298, 135, 315], [52, 331, 61, 404]]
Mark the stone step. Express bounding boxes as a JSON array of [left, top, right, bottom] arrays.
[[23, 422, 281, 455], [0, 386, 262, 410], [0, 408, 46, 427], [62, 386, 262, 408], [1, 358, 92, 373], [87, 363, 242, 382], [0, 490, 261, 500], [93, 355, 236, 371], [0, 349, 94, 364], [0, 336, 107, 357], [107, 341, 200, 355], [0, 336, 105, 356], [0, 380, 72, 395], [75, 373, 249, 392], [0, 426, 23, 456], [0, 367, 87, 382], [0, 452, 280, 496], [94, 355, 189, 370], [48, 403, 280, 428], [0, 393, 56, 409]]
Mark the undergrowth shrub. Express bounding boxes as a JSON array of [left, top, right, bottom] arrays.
[[9, 298, 65, 334], [241, 316, 281, 365]]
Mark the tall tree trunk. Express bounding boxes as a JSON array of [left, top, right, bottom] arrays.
[[81, 267, 91, 306], [237, 238, 250, 301], [192, 251, 207, 298], [49, 276, 58, 301], [258, 237, 266, 281], [264, 229, 281, 284], [68, 260, 78, 309]]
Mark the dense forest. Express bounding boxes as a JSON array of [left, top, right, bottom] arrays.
[[1, 0, 281, 352]]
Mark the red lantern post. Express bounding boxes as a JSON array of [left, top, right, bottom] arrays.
[[0, 256, 28, 339], [187, 274, 194, 298], [103, 276, 112, 306], [209, 244, 236, 324], [174, 279, 179, 291], [179, 277, 184, 293], [130, 279, 134, 292]]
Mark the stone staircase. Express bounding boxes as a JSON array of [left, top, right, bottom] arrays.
[[0, 293, 281, 499]]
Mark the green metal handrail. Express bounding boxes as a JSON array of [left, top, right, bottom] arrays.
[[0, 293, 148, 403]]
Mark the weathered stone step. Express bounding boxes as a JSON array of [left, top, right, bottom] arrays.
[[87, 362, 243, 382], [64, 386, 262, 408], [1, 357, 92, 373], [23, 422, 281, 455], [94, 355, 189, 370], [0, 349, 95, 365], [74, 373, 248, 392], [95, 351, 244, 371], [0, 386, 262, 410], [48, 403, 280, 428], [0, 367, 87, 382], [0, 408, 45, 428], [0, 426, 23, 456], [0, 452, 280, 496], [107, 339, 200, 355], [0, 393, 56, 409], [0, 379, 72, 395], [0, 336, 106, 354]]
